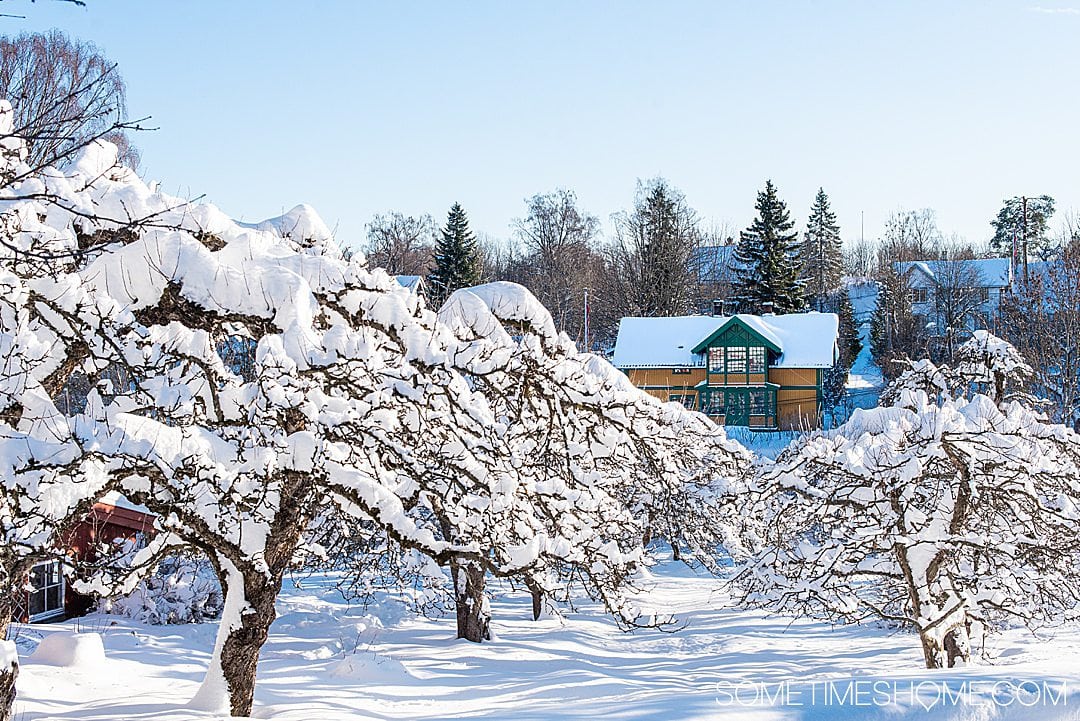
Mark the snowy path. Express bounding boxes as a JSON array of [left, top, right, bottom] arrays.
[[846, 321, 884, 411], [12, 563, 1080, 720]]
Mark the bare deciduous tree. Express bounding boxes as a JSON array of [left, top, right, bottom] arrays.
[[0, 30, 140, 169], [511, 189, 600, 344], [363, 211, 435, 276], [607, 177, 702, 318]]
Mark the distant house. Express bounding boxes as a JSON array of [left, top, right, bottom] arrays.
[[692, 244, 740, 315], [18, 492, 155, 623], [612, 312, 839, 430], [395, 275, 426, 296], [895, 258, 1012, 326]]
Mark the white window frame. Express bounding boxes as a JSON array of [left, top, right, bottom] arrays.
[[27, 559, 65, 622]]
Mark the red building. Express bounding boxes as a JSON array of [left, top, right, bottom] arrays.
[[18, 493, 156, 623]]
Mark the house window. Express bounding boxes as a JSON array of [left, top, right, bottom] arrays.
[[702, 391, 724, 415], [749, 389, 768, 415], [708, 347, 724, 373], [977, 287, 991, 304], [749, 346, 766, 373], [910, 287, 930, 304], [726, 347, 747, 374], [28, 560, 64, 621]]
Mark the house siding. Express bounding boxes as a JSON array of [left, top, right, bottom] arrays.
[[614, 312, 837, 431]]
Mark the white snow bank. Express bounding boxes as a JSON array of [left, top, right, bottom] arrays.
[[29, 632, 106, 667], [328, 652, 416, 683]]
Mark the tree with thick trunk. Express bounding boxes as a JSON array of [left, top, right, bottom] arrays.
[[739, 333, 1080, 669]]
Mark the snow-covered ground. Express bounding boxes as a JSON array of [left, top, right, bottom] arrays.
[[846, 281, 885, 412], [12, 561, 1080, 720], [846, 320, 884, 411]]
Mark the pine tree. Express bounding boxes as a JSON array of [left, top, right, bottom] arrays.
[[732, 180, 804, 313], [428, 202, 482, 307], [799, 187, 843, 309], [990, 195, 1056, 263]]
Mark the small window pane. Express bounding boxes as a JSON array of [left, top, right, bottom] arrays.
[[749, 347, 766, 373], [29, 590, 44, 617], [703, 392, 724, 415], [726, 347, 747, 374], [708, 348, 724, 373]]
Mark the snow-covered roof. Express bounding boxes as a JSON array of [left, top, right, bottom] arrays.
[[395, 275, 425, 293], [896, 258, 1012, 288], [98, 491, 153, 516], [612, 312, 839, 369], [693, 244, 741, 282]]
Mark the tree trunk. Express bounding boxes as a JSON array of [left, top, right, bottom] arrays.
[[451, 559, 491, 642], [943, 626, 970, 668], [189, 558, 282, 717], [670, 539, 681, 562], [917, 628, 945, 670], [0, 596, 16, 721], [525, 578, 543, 621]]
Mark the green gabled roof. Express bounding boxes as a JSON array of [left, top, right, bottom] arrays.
[[690, 315, 782, 355]]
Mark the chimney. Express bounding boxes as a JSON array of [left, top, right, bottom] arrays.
[[761, 301, 775, 315], [711, 299, 724, 316]]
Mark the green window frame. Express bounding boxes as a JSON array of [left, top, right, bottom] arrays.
[[749, 346, 766, 373], [708, 347, 724, 373], [702, 391, 724, 415], [726, 347, 747, 374]]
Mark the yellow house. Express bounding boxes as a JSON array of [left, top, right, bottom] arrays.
[[612, 312, 839, 430]]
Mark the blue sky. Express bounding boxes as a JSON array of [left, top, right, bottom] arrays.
[[7, 0, 1080, 250]]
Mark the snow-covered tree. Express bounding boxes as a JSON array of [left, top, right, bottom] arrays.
[[0, 97, 159, 721], [739, 334, 1080, 669], [0, 131, 503, 717], [438, 282, 749, 632], [999, 238, 1080, 425]]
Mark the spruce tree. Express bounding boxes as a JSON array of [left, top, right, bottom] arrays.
[[799, 187, 843, 310], [732, 180, 804, 313], [428, 202, 482, 307], [822, 290, 863, 412]]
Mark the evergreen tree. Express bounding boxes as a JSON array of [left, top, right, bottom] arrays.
[[870, 264, 923, 379], [990, 195, 1056, 263], [821, 290, 862, 418], [799, 187, 843, 309], [732, 180, 804, 313], [428, 202, 482, 307]]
